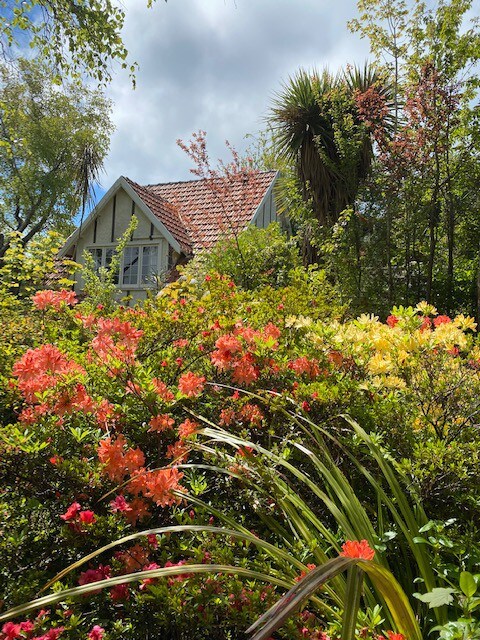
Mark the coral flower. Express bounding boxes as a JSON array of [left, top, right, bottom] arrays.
[[178, 418, 198, 440], [178, 371, 205, 397], [434, 315, 451, 327], [340, 539, 375, 560], [148, 413, 175, 433]]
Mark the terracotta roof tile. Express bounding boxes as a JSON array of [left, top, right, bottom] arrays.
[[126, 170, 276, 254], [124, 177, 193, 253]]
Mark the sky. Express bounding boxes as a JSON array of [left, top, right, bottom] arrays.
[[100, 0, 370, 191]]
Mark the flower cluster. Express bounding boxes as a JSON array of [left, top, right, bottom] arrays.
[[32, 289, 77, 311]]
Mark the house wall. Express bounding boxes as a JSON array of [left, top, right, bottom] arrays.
[[252, 183, 290, 233], [73, 186, 172, 300]]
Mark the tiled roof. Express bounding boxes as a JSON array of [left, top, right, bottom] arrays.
[[126, 170, 276, 254], [124, 177, 193, 254]]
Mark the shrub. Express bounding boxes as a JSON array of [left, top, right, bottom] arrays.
[[181, 222, 301, 290], [0, 279, 479, 638]]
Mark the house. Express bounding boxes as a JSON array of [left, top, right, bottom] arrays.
[[59, 169, 280, 301]]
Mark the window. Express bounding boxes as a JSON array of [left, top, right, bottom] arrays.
[[91, 248, 103, 272], [89, 247, 119, 284], [122, 246, 139, 285], [105, 248, 119, 284], [141, 246, 158, 283], [88, 244, 161, 287]]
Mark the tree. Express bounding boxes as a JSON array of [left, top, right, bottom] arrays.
[[0, 59, 112, 258], [0, 0, 166, 84], [269, 66, 391, 230], [350, 0, 480, 313]]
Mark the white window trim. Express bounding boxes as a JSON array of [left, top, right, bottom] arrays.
[[87, 242, 165, 289]]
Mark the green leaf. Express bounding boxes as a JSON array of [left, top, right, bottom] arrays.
[[459, 572, 477, 598], [414, 588, 456, 608]]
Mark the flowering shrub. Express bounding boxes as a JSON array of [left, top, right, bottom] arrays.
[[1, 276, 480, 638]]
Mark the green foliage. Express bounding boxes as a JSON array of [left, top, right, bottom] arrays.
[[269, 65, 390, 230], [0, 0, 165, 84], [181, 223, 301, 290], [0, 273, 479, 637], [81, 216, 138, 310], [0, 231, 76, 301], [0, 59, 112, 257]]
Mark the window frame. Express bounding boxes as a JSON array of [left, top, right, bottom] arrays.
[[87, 242, 163, 288]]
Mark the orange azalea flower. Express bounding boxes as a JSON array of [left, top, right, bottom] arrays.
[[231, 354, 258, 386], [13, 344, 83, 402], [144, 468, 184, 507], [32, 289, 78, 311], [387, 632, 405, 640], [166, 440, 189, 463], [148, 413, 175, 433], [211, 334, 242, 371], [178, 371, 205, 397], [340, 539, 375, 560], [288, 356, 321, 379], [219, 408, 236, 426], [178, 418, 198, 440], [151, 378, 175, 402], [123, 497, 151, 525], [239, 403, 264, 426], [97, 436, 145, 482]]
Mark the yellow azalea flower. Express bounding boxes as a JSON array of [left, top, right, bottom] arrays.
[[374, 337, 391, 352], [367, 353, 393, 374], [355, 313, 380, 328], [383, 375, 407, 390], [415, 301, 438, 316], [433, 324, 467, 350], [285, 315, 312, 329], [453, 314, 477, 332], [396, 349, 410, 364]]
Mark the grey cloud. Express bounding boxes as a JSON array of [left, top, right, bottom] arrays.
[[101, 0, 369, 189]]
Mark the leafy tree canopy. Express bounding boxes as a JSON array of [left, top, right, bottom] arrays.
[[0, 0, 166, 84], [0, 58, 113, 257]]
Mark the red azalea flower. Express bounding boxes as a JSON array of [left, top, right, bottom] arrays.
[[110, 494, 132, 513], [1, 622, 21, 640], [434, 315, 451, 327], [387, 632, 405, 640], [87, 625, 105, 640], [79, 510, 96, 525], [386, 315, 399, 328], [110, 583, 130, 601], [340, 539, 375, 560], [147, 534, 158, 549], [60, 502, 81, 521]]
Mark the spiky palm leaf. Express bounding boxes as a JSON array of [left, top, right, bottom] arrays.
[[270, 64, 393, 232]]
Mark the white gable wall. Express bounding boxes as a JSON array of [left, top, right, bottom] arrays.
[[74, 187, 172, 301]]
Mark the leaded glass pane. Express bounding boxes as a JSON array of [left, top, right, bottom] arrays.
[[122, 246, 139, 285], [141, 246, 158, 283]]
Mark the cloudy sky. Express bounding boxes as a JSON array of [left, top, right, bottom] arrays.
[[102, 0, 370, 189]]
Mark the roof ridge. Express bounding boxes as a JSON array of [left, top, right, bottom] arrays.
[[142, 169, 277, 189]]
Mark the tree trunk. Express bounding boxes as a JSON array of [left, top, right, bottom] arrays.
[[426, 203, 439, 304]]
